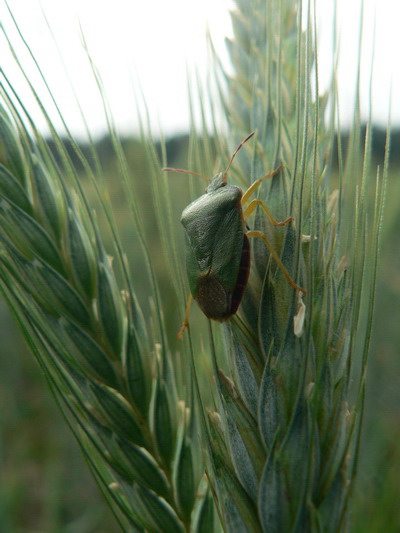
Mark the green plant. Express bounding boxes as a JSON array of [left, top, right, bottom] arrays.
[[0, 0, 388, 532]]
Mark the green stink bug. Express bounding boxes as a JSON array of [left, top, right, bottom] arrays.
[[164, 132, 306, 338]]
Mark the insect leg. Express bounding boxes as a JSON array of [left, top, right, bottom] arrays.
[[246, 230, 307, 294], [243, 198, 292, 226], [178, 293, 193, 339], [241, 165, 283, 205]]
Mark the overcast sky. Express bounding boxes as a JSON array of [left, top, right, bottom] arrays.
[[1, 0, 398, 138]]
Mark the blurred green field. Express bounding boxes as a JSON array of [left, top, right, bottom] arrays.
[[0, 130, 399, 532]]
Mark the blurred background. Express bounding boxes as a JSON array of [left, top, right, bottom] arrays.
[[0, 0, 399, 531]]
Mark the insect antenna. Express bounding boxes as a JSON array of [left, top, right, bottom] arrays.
[[223, 131, 256, 180], [162, 167, 210, 183]]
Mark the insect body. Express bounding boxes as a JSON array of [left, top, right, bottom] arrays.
[[181, 172, 249, 321], [163, 132, 306, 338]]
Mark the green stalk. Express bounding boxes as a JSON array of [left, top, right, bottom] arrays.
[[0, 32, 207, 531], [177, 0, 387, 531]]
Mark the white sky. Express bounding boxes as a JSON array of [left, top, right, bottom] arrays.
[[0, 0, 398, 139]]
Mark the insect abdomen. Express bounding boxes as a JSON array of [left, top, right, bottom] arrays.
[[195, 275, 231, 320], [194, 235, 250, 321]]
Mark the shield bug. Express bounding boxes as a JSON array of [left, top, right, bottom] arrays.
[[163, 132, 306, 338]]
